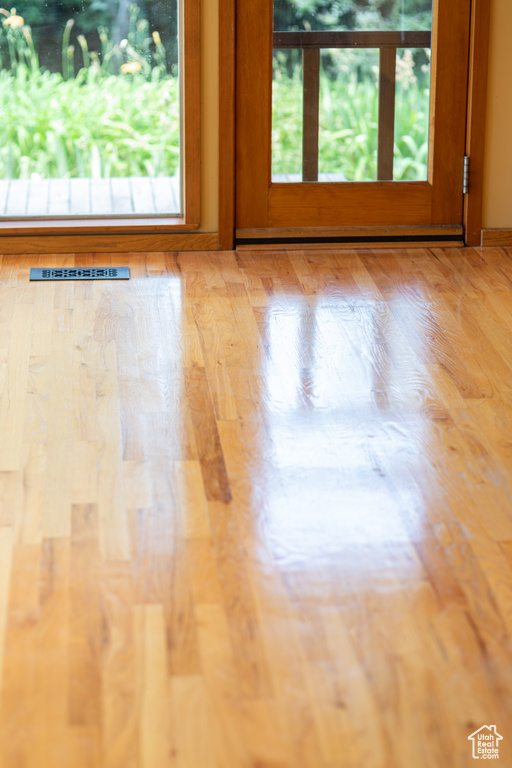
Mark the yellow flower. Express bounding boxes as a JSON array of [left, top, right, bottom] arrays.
[[121, 61, 142, 74], [3, 13, 24, 26], [152, 31, 161, 46]]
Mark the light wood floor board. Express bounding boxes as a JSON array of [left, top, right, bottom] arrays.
[[0, 247, 511, 767]]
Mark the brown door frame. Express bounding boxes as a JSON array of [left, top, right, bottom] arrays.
[[218, 0, 236, 250], [219, 0, 490, 249], [464, 0, 491, 246]]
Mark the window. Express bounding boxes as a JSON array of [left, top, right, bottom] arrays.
[[0, 0, 199, 231]]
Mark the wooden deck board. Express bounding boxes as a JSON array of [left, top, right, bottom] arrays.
[[151, 175, 180, 213], [4, 180, 28, 217], [26, 179, 49, 216], [110, 178, 133, 214], [130, 176, 156, 215], [0, 181, 10, 216], [90, 178, 112, 216], [69, 178, 91, 216], [47, 179, 70, 216], [0, 176, 180, 217]]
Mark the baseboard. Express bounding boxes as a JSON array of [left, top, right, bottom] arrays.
[[0, 232, 218, 253], [481, 229, 512, 247]]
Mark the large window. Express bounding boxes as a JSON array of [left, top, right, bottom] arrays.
[[0, 0, 199, 226]]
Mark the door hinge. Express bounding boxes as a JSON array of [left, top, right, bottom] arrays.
[[463, 156, 470, 194]]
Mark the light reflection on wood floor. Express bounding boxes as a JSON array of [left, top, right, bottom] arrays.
[[0, 247, 511, 767]]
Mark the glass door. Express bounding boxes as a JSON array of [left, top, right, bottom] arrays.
[[236, 0, 471, 236], [272, 1, 433, 183]]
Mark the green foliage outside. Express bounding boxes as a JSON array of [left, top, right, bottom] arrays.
[[0, 1, 432, 182], [273, 0, 433, 33], [272, 49, 430, 181], [0, 0, 178, 72], [0, 5, 179, 179], [0, 68, 179, 178]]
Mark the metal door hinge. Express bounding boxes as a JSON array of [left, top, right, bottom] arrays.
[[463, 156, 470, 194]]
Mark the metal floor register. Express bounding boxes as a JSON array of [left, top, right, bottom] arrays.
[[30, 267, 130, 281]]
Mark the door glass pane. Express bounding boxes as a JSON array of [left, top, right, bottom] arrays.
[[272, 0, 433, 183], [0, 0, 180, 217]]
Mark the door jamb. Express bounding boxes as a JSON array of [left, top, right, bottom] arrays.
[[464, 0, 491, 247], [218, 0, 236, 250]]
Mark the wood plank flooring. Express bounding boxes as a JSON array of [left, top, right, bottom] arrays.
[[0, 247, 511, 767], [0, 176, 180, 217]]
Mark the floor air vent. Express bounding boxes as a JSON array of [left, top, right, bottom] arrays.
[[30, 267, 130, 281]]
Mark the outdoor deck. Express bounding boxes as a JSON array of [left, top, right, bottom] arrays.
[[0, 176, 180, 217]]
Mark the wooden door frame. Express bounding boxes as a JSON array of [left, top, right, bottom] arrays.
[[219, 0, 490, 250], [464, 0, 491, 246], [218, 0, 236, 250]]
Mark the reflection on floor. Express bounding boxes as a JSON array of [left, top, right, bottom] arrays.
[[0, 247, 511, 767], [0, 175, 180, 217]]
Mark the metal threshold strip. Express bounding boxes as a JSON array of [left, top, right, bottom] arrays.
[[30, 267, 130, 281]]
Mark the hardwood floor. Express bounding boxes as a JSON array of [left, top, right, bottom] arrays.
[[0, 246, 511, 767]]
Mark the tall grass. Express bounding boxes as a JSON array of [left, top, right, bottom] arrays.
[[0, 68, 179, 178], [272, 50, 430, 181]]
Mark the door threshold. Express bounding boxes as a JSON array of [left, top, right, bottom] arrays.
[[237, 234, 463, 246], [235, 224, 464, 249], [236, 239, 465, 250]]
